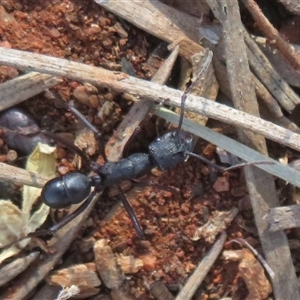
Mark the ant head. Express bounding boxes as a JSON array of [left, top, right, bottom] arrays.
[[148, 130, 193, 170]]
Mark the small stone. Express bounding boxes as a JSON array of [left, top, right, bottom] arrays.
[[213, 176, 230, 192]]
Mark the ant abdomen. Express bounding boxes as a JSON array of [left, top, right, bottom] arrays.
[[41, 173, 92, 208]]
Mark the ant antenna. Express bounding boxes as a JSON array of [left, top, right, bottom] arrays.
[[177, 50, 213, 130]]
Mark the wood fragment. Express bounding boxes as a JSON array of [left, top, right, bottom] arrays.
[[206, 1, 300, 299], [150, 281, 174, 300], [212, 57, 284, 118], [192, 208, 238, 242], [175, 232, 227, 300], [257, 38, 300, 89], [46, 263, 101, 289], [0, 161, 49, 187], [244, 32, 300, 112], [177, 50, 219, 126], [94, 239, 125, 289], [266, 204, 300, 232], [212, 9, 300, 113], [116, 254, 144, 274], [242, 0, 300, 71], [0, 72, 62, 111], [223, 249, 272, 299], [1, 48, 300, 154], [47, 263, 101, 296], [0, 251, 39, 287]]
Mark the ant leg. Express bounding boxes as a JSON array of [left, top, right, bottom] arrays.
[[47, 190, 97, 234], [185, 151, 225, 172], [224, 160, 274, 171], [177, 50, 213, 129], [58, 100, 107, 162], [41, 130, 102, 173], [117, 186, 144, 239], [187, 151, 274, 173], [46, 90, 107, 161]]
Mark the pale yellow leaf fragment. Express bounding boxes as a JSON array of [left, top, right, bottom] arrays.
[[0, 143, 56, 263]]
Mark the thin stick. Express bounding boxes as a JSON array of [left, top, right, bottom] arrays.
[[0, 72, 62, 111], [1, 48, 300, 153], [175, 232, 226, 300], [0, 162, 49, 188]]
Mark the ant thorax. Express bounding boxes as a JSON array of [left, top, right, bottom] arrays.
[[148, 130, 194, 170]]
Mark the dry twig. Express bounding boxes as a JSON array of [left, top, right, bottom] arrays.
[[175, 232, 226, 300], [1, 48, 300, 153], [241, 0, 300, 70], [0, 72, 62, 111], [0, 162, 49, 187], [266, 205, 300, 232]]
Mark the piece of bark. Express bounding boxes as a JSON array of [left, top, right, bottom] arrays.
[[94, 239, 125, 289], [257, 37, 300, 89], [175, 231, 227, 300], [192, 208, 238, 242], [206, 1, 300, 299], [266, 204, 300, 232], [177, 50, 219, 126], [2, 48, 300, 154], [0, 251, 39, 287], [0, 72, 62, 111], [46, 263, 101, 289], [223, 249, 272, 300], [213, 57, 284, 119], [116, 254, 143, 274], [47, 263, 101, 298]]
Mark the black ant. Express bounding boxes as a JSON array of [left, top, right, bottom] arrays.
[[1, 50, 255, 243], [35, 51, 214, 240]]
